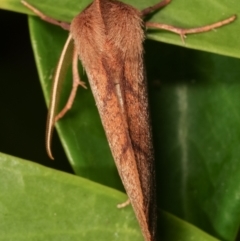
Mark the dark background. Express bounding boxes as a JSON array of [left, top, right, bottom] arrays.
[[0, 9, 73, 173]]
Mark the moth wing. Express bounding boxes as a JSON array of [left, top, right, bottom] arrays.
[[124, 60, 156, 237], [106, 1, 156, 238], [46, 34, 74, 159]]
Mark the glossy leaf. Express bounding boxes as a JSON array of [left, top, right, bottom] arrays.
[[0, 0, 239, 57], [146, 41, 240, 241], [0, 152, 142, 241], [159, 211, 220, 241], [0, 152, 222, 241]]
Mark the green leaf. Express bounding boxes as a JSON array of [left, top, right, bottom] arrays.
[[0, 0, 239, 57], [0, 152, 142, 241], [159, 211, 220, 241], [146, 41, 240, 240], [0, 152, 223, 241]]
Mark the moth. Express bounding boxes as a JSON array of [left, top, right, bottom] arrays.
[[22, 0, 236, 240]]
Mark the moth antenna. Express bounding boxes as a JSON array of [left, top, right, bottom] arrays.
[[46, 34, 74, 160]]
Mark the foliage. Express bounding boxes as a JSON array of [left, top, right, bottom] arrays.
[[0, 0, 240, 240]]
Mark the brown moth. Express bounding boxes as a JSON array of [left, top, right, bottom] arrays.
[[22, 1, 236, 241]]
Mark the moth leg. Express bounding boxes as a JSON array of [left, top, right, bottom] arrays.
[[21, 1, 70, 30], [117, 199, 131, 209], [146, 15, 236, 43], [141, 0, 171, 17], [55, 47, 87, 123]]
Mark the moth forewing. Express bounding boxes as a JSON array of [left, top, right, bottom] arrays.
[[121, 9, 156, 237], [46, 34, 74, 159], [124, 58, 156, 235]]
